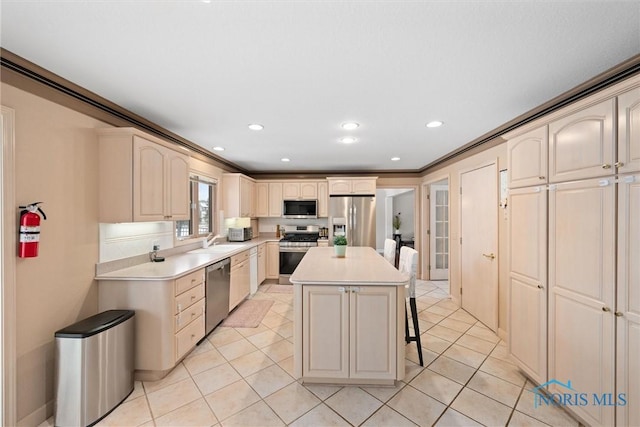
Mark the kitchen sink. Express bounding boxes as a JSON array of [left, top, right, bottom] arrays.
[[188, 244, 246, 255]]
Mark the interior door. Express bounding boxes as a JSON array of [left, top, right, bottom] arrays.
[[460, 162, 498, 331], [430, 183, 449, 280]]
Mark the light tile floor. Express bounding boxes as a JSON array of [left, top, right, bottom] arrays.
[[42, 280, 581, 427]]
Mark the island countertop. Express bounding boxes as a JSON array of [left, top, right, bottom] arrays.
[[290, 246, 408, 286]]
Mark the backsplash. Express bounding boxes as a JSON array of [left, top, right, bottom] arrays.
[[99, 221, 175, 262]]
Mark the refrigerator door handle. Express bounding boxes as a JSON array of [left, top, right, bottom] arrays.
[[353, 205, 357, 229]]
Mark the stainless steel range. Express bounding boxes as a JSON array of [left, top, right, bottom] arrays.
[[279, 226, 320, 284]]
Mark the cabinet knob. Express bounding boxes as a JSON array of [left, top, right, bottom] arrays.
[[482, 253, 496, 260], [538, 176, 545, 180], [615, 161, 624, 168], [351, 287, 360, 293], [601, 164, 612, 169], [537, 285, 544, 289], [615, 311, 623, 317], [602, 306, 611, 312], [191, 295, 196, 300]]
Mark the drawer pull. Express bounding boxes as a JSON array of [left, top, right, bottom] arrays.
[[537, 285, 544, 289], [191, 295, 196, 300], [482, 253, 496, 260], [538, 176, 545, 180], [615, 312, 623, 317]]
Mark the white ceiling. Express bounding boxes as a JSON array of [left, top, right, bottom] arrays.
[[2, 1, 639, 172]]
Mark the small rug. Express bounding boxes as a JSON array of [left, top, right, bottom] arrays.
[[221, 300, 274, 328], [264, 284, 294, 294]]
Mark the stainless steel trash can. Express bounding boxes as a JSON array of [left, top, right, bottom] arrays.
[[54, 310, 135, 427]]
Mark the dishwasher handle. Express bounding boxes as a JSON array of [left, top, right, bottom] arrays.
[[207, 258, 230, 272]]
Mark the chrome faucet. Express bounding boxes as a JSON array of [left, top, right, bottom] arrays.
[[149, 244, 165, 262], [203, 234, 222, 248]]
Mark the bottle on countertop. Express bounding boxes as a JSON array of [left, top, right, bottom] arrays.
[[276, 225, 280, 238]]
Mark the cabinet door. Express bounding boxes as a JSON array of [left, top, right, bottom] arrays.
[[508, 186, 547, 384], [328, 179, 352, 195], [302, 285, 349, 378], [240, 177, 252, 217], [618, 87, 640, 174], [266, 242, 280, 279], [229, 260, 250, 311], [507, 126, 548, 188], [166, 150, 190, 220], [258, 244, 266, 284], [133, 136, 166, 221], [255, 182, 269, 217], [300, 182, 318, 199], [317, 181, 328, 217], [548, 99, 615, 183], [351, 179, 376, 194], [548, 178, 615, 427], [268, 183, 283, 217], [282, 182, 300, 199], [349, 286, 396, 380], [617, 174, 640, 427]]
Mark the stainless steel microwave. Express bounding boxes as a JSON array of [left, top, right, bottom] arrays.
[[282, 199, 318, 219], [228, 227, 252, 242]]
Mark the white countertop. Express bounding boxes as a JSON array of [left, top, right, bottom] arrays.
[[96, 237, 278, 281], [290, 246, 408, 286]]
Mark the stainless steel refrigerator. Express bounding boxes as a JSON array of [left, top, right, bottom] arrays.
[[329, 195, 376, 247]]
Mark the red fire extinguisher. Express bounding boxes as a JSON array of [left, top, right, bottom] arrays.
[[19, 202, 47, 258]]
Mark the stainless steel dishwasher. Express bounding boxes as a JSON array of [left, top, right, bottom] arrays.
[[204, 258, 231, 337]]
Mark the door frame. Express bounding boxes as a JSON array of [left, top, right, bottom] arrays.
[[1, 106, 17, 427], [420, 174, 449, 281], [458, 160, 499, 331]]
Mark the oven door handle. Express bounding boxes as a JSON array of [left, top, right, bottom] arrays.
[[279, 247, 311, 253]]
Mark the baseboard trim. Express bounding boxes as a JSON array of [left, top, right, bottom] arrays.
[[17, 400, 53, 427], [498, 327, 507, 342]]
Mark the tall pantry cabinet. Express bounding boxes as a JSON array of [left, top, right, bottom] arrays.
[[507, 77, 640, 427]]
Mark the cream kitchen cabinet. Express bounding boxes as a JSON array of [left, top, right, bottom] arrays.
[[301, 284, 397, 382], [507, 126, 548, 188], [548, 98, 615, 183], [327, 177, 377, 195], [616, 174, 640, 427], [618, 86, 640, 174], [257, 243, 266, 285], [507, 185, 547, 385], [223, 173, 256, 218], [229, 250, 250, 311], [268, 182, 283, 217], [98, 128, 190, 223], [548, 177, 616, 426], [255, 182, 270, 217], [317, 181, 328, 217], [282, 182, 318, 199], [98, 268, 205, 380], [266, 241, 280, 279]]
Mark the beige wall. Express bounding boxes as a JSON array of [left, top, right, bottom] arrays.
[[422, 143, 509, 338], [2, 83, 106, 423]]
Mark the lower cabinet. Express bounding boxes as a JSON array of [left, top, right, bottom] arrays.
[[98, 268, 205, 380], [266, 241, 279, 279], [257, 243, 266, 285], [229, 250, 250, 311], [301, 285, 398, 382]]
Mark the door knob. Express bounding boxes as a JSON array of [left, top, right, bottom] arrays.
[[482, 253, 496, 260]]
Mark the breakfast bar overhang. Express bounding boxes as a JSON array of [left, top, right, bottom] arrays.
[[291, 247, 408, 385]]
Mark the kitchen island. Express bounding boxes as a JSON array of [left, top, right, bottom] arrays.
[[290, 246, 408, 385]]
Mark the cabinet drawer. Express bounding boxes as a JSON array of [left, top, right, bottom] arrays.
[[258, 243, 265, 254], [175, 283, 205, 314], [175, 269, 204, 295], [175, 298, 205, 332], [231, 250, 250, 267], [175, 313, 204, 361]]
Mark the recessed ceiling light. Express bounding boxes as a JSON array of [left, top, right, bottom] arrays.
[[426, 121, 444, 128], [341, 122, 360, 130], [339, 136, 357, 144], [281, 158, 290, 162], [248, 123, 264, 131], [212, 146, 225, 151], [391, 157, 400, 161]]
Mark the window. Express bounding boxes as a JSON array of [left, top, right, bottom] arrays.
[[176, 175, 216, 239]]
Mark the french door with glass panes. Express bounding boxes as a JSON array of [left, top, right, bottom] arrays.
[[430, 184, 449, 280]]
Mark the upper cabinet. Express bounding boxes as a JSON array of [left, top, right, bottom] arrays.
[[98, 128, 190, 223], [282, 182, 318, 200], [327, 177, 377, 195], [223, 173, 255, 218], [255, 182, 270, 218], [507, 126, 548, 188], [268, 182, 283, 217], [549, 99, 615, 183], [317, 181, 328, 217], [618, 86, 640, 174]]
